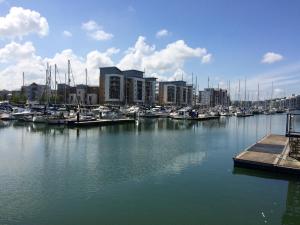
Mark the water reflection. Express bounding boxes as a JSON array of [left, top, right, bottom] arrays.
[[233, 168, 300, 225], [282, 181, 300, 225]]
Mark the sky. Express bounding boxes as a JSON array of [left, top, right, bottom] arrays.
[[0, 0, 300, 100]]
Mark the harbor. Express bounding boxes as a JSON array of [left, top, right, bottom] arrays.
[[1, 113, 300, 225]]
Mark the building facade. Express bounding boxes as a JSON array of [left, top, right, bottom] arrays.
[[21, 83, 48, 102], [68, 85, 99, 105], [99, 67, 156, 105], [199, 88, 230, 107], [158, 81, 193, 106]]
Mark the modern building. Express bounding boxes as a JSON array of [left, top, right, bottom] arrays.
[[145, 77, 157, 106], [99, 66, 156, 105], [68, 84, 99, 105], [158, 81, 193, 106], [199, 88, 230, 107]]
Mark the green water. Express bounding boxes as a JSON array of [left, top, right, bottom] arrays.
[[0, 115, 299, 225]]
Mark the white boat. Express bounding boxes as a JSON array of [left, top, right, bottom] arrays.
[[32, 115, 48, 123], [170, 107, 191, 120], [12, 109, 33, 120], [0, 111, 13, 120], [220, 111, 230, 116]]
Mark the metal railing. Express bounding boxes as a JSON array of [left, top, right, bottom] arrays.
[[286, 113, 300, 137], [286, 113, 300, 160]]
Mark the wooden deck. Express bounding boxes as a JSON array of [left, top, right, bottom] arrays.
[[233, 134, 300, 175]]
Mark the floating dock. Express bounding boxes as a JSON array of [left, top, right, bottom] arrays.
[[67, 118, 135, 127], [233, 134, 300, 175]]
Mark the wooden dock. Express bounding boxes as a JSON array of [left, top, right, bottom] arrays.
[[68, 118, 135, 127], [233, 134, 300, 175]]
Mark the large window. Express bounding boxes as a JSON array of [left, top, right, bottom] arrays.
[[109, 76, 120, 99], [137, 80, 143, 101], [167, 86, 175, 102], [182, 88, 187, 103]]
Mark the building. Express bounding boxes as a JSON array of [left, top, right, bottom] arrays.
[[21, 82, 48, 102], [68, 84, 99, 105], [145, 77, 157, 106], [57, 83, 71, 104], [0, 90, 11, 101], [199, 88, 230, 107], [99, 67, 156, 105], [158, 81, 193, 106]]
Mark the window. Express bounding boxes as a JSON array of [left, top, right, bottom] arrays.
[[167, 86, 175, 102], [183, 88, 186, 103], [109, 76, 121, 99], [137, 80, 143, 101]]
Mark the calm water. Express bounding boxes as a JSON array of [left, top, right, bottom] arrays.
[[0, 115, 300, 225]]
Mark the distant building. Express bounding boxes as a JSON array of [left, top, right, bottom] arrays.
[[0, 90, 11, 100], [158, 81, 193, 106], [57, 83, 71, 104], [21, 82, 48, 102], [199, 88, 230, 107], [278, 95, 300, 109], [68, 84, 99, 105], [99, 66, 156, 105]]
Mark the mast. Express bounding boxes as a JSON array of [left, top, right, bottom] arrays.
[[238, 80, 241, 106], [195, 75, 198, 105], [270, 81, 274, 109], [257, 83, 260, 102], [85, 68, 88, 105], [208, 76, 210, 88], [64, 73, 67, 105], [68, 60, 71, 86], [49, 65, 52, 104], [244, 78, 246, 107], [45, 65, 48, 105], [54, 64, 57, 105], [22, 72, 25, 87]]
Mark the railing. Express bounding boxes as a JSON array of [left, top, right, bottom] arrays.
[[286, 113, 300, 160], [286, 113, 300, 137]]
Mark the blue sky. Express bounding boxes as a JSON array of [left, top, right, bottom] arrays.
[[0, 0, 300, 99]]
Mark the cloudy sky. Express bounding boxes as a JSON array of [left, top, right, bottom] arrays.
[[0, 0, 299, 100]]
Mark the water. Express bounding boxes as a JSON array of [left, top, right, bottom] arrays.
[[0, 115, 299, 225]]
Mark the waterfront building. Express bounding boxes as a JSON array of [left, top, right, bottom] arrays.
[[158, 81, 193, 106], [199, 88, 230, 107], [68, 84, 99, 105], [21, 82, 48, 103], [144, 77, 157, 106], [99, 66, 156, 105], [278, 95, 300, 110], [0, 90, 11, 100]]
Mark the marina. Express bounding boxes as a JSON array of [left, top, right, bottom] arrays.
[[1, 113, 300, 225]]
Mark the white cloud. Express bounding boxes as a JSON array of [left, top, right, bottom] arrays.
[[81, 20, 113, 41], [261, 52, 283, 64], [118, 36, 210, 77], [62, 30, 72, 37], [0, 41, 119, 90], [156, 29, 170, 38], [88, 30, 113, 41], [201, 53, 212, 64], [81, 20, 99, 31], [0, 7, 49, 38], [0, 41, 35, 63], [0, 36, 211, 90], [168, 68, 189, 81]]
